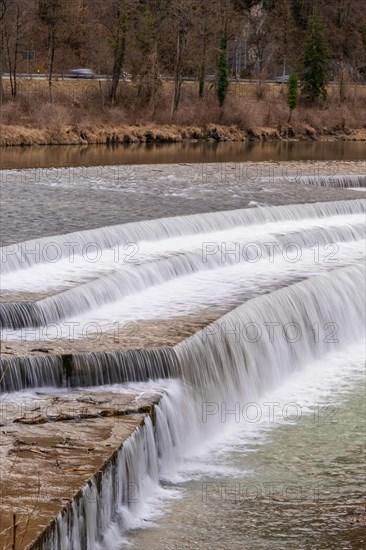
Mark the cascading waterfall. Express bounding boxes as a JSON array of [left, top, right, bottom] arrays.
[[300, 174, 366, 187], [69, 348, 176, 387], [0, 354, 64, 392], [1, 219, 364, 330], [0, 301, 47, 330], [1, 198, 364, 274], [260, 174, 366, 188], [174, 264, 365, 405], [31, 406, 180, 550], [0, 348, 177, 392], [28, 264, 365, 548], [1, 194, 365, 548]]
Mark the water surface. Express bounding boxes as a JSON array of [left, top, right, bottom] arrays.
[[1, 140, 366, 170]]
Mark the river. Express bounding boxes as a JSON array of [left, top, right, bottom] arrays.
[[0, 142, 365, 549], [1, 140, 366, 170]]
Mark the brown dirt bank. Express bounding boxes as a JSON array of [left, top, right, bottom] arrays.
[[1, 79, 366, 147], [1, 123, 366, 147]]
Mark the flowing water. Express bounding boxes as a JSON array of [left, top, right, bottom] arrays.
[[0, 161, 365, 549], [14, 266, 364, 549], [128, 343, 366, 550], [1, 162, 364, 246]]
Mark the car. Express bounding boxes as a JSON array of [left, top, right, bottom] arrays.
[[67, 68, 95, 79], [273, 75, 290, 84]]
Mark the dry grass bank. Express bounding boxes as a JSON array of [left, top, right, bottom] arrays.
[[1, 79, 365, 146]]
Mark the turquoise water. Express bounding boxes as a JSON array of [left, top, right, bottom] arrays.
[[128, 344, 366, 549]]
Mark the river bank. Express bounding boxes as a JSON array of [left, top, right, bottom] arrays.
[[1, 79, 366, 147], [1, 122, 366, 147]]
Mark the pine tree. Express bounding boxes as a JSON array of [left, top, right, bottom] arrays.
[[216, 33, 229, 107], [301, 15, 328, 101], [287, 71, 298, 120]]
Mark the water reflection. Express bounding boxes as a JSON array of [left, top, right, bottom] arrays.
[[1, 140, 365, 169]]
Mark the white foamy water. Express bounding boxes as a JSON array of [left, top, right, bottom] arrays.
[[1, 199, 364, 276], [1, 212, 364, 293], [1, 192, 365, 549], [16, 263, 364, 549], [1, 199, 365, 339], [124, 341, 366, 550], [2, 237, 363, 341]]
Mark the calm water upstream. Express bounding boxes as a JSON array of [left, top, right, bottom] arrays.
[[1, 140, 366, 169]]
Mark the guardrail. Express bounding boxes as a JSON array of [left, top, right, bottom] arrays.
[[1, 73, 365, 85]]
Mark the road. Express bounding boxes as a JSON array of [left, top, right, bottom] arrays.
[[1, 73, 290, 84]]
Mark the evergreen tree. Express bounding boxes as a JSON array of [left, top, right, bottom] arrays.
[[301, 14, 328, 101], [217, 32, 229, 107]]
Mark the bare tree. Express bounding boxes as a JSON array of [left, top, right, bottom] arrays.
[[0, 0, 7, 104], [38, 0, 64, 102], [146, 0, 170, 113], [3, 0, 31, 98], [196, 0, 214, 98], [247, 7, 270, 75], [109, 0, 128, 104], [131, 0, 170, 113], [170, 1, 195, 117]]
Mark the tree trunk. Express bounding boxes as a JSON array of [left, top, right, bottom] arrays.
[[199, 30, 208, 98], [0, 0, 6, 102], [12, 35, 17, 97], [5, 29, 14, 96], [171, 30, 185, 117], [11, 6, 24, 99], [109, 0, 127, 105], [0, 31, 4, 104], [48, 26, 56, 103], [149, 40, 159, 115]]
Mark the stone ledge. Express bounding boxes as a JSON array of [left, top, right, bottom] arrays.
[[0, 389, 161, 549]]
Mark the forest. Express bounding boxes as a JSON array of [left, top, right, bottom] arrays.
[[0, 0, 365, 144]]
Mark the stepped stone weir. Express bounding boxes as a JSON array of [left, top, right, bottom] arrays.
[[1, 198, 364, 275], [0, 348, 177, 392], [9, 265, 364, 550], [260, 174, 366, 188], [1, 177, 365, 549], [1, 218, 365, 331]]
